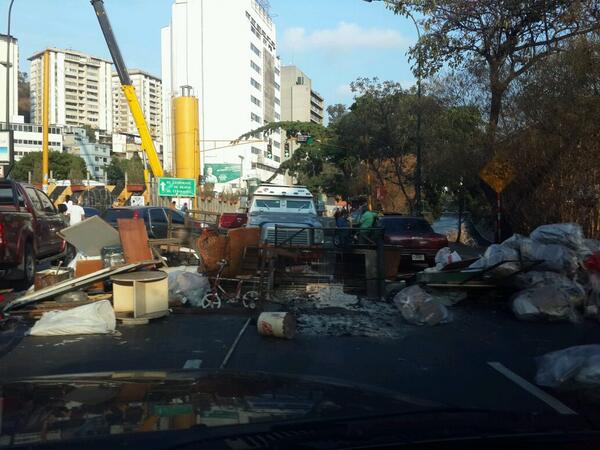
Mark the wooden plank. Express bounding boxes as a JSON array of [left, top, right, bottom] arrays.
[[3, 261, 156, 312], [118, 218, 153, 264]]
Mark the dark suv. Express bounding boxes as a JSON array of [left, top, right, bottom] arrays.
[[102, 207, 209, 239]]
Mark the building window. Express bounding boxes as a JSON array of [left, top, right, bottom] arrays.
[[251, 112, 261, 123], [273, 140, 280, 149], [251, 78, 261, 91], [274, 155, 280, 162], [297, 76, 304, 85], [251, 60, 261, 74], [274, 81, 280, 90], [274, 112, 280, 121], [275, 67, 280, 76], [274, 97, 280, 106], [251, 42, 261, 57], [251, 95, 261, 107], [251, 146, 261, 155]]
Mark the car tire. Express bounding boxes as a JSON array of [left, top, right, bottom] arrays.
[[18, 242, 36, 290]]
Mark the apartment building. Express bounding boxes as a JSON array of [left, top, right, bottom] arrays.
[[161, 0, 283, 187], [113, 69, 162, 139], [29, 48, 113, 132], [281, 65, 324, 125], [63, 127, 111, 180], [9, 122, 63, 161]]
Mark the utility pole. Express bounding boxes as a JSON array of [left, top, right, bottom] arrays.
[[4, 0, 16, 177], [42, 50, 50, 192]]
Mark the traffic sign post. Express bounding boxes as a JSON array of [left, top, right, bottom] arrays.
[[157, 177, 196, 197], [479, 158, 516, 243]]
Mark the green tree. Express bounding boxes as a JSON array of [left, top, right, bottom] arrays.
[[105, 158, 125, 184], [326, 104, 347, 125], [12, 151, 87, 182], [386, 0, 600, 154], [126, 152, 145, 184]]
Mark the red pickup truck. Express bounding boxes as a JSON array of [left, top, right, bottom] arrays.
[[0, 180, 68, 287]]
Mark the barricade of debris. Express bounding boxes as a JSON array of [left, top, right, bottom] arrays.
[[0, 216, 268, 335]]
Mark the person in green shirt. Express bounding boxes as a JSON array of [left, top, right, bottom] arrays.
[[358, 207, 379, 244]]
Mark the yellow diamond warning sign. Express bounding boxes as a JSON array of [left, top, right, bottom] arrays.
[[479, 158, 516, 193]]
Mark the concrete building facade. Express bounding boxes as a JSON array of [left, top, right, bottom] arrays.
[[161, 0, 283, 188], [281, 65, 324, 125], [63, 127, 111, 180], [29, 48, 113, 133], [10, 122, 63, 161], [113, 69, 162, 139], [0, 35, 19, 124]]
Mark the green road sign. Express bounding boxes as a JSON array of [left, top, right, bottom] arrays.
[[158, 177, 196, 197]]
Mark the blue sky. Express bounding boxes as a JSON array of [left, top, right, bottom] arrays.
[[6, 0, 417, 108]]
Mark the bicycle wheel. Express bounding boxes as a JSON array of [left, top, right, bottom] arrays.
[[242, 291, 259, 309], [201, 292, 222, 309]]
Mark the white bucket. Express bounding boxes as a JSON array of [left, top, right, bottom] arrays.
[[257, 312, 296, 339]]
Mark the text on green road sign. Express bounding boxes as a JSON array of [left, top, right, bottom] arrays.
[[158, 177, 196, 197]]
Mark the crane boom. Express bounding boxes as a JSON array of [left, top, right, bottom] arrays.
[[90, 0, 164, 178]]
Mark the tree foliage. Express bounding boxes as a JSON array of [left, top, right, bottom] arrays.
[[12, 151, 87, 183], [388, 0, 600, 153]]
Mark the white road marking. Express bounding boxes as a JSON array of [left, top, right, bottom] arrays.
[[183, 359, 202, 369], [488, 361, 577, 415]]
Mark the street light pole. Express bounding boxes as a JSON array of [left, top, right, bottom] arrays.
[[362, 0, 423, 214], [5, 0, 15, 130]]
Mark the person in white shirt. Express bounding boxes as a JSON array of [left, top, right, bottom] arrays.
[[67, 198, 85, 225]]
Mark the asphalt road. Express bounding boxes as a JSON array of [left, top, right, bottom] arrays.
[[2, 299, 600, 422]]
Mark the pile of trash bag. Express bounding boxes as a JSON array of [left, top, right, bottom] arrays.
[[167, 269, 210, 308], [462, 223, 600, 323], [392, 285, 453, 326], [536, 345, 600, 390]]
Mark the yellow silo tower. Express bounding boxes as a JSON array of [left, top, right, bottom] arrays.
[[173, 85, 200, 185]]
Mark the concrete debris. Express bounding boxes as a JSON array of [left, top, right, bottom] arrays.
[[306, 284, 359, 309], [536, 344, 600, 390]]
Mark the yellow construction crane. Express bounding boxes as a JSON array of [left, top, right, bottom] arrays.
[[90, 0, 164, 178]]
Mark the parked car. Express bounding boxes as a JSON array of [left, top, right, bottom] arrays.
[[219, 212, 247, 230], [247, 185, 324, 247], [83, 206, 101, 218], [379, 215, 448, 266], [0, 180, 68, 286], [102, 206, 212, 239]]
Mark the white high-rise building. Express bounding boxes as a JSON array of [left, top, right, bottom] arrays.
[[161, 0, 283, 187], [0, 34, 19, 124], [29, 48, 113, 132], [113, 69, 162, 139]]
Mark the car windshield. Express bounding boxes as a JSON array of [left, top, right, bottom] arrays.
[[4, 0, 600, 446], [381, 218, 433, 234]]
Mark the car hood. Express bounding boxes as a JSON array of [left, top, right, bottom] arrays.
[[248, 212, 322, 228], [0, 370, 439, 445]]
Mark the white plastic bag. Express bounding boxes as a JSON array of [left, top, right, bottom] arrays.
[[167, 270, 210, 307], [514, 271, 586, 307], [469, 244, 519, 277], [29, 300, 116, 336], [519, 238, 578, 274], [530, 223, 585, 253], [535, 345, 600, 389], [393, 285, 452, 326], [511, 286, 582, 322], [434, 247, 462, 268]]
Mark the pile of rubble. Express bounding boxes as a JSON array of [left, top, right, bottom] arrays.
[[0, 215, 208, 336]]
